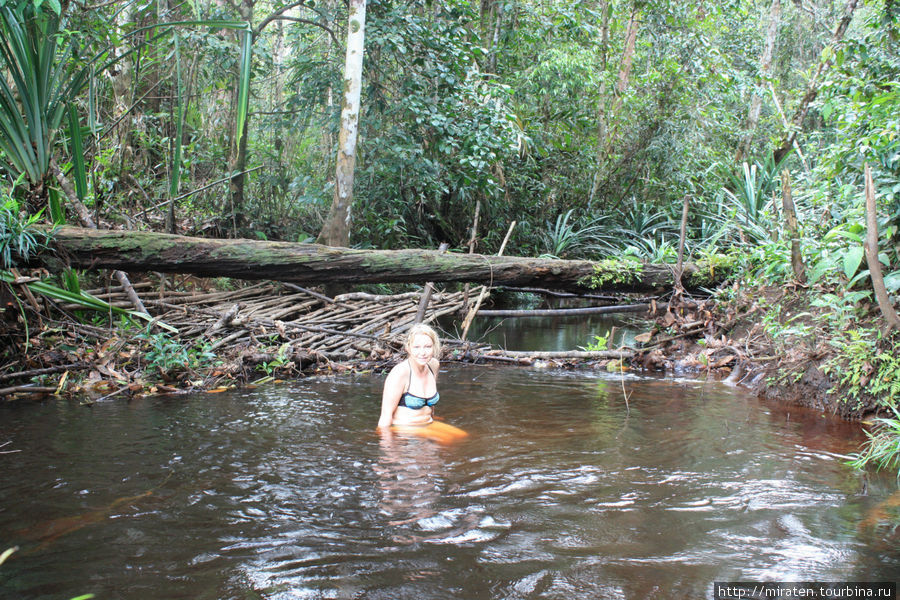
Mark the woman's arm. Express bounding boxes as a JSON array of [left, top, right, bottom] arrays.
[[377, 365, 405, 429]]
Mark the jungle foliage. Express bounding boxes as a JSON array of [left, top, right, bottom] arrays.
[[0, 0, 889, 255], [0, 0, 899, 462]]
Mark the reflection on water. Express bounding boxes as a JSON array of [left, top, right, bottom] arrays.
[[1, 367, 898, 599], [444, 313, 635, 351]]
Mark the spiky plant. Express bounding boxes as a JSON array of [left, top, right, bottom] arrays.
[[0, 4, 88, 199]]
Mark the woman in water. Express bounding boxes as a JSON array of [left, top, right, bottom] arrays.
[[377, 323, 441, 430]]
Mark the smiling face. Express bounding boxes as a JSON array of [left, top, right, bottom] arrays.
[[407, 333, 435, 364]]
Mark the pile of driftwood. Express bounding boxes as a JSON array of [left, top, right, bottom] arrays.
[[0, 277, 645, 399], [63, 281, 475, 359], [74, 279, 633, 364]]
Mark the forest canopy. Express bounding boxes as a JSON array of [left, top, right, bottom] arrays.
[[0, 0, 894, 266]]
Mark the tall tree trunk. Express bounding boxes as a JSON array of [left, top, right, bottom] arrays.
[[487, 0, 504, 74], [228, 103, 250, 236], [227, 0, 255, 236], [587, 106, 607, 207], [614, 5, 639, 98], [737, 0, 781, 162], [479, 0, 494, 50], [599, 0, 610, 70], [317, 0, 367, 247], [780, 170, 806, 283], [864, 165, 900, 332], [273, 19, 285, 164], [773, 0, 860, 164]]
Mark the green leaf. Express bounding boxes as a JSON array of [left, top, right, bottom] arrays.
[[842, 246, 864, 279], [884, 270, 900, 293], [0, 271, 177, 333], [234, 28, 252, 149], [63, 269, 80, 293], [824, 226, 864, 244], [47, 187, 64, 224], [66, 104, 88, 201]]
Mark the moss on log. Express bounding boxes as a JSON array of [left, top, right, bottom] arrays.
[[42, 226, 728, 294]]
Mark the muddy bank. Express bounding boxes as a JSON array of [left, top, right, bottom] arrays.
[[637, 286, 897, 421]]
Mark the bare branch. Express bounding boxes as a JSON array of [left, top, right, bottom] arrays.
[[255, 1, 338, 44]]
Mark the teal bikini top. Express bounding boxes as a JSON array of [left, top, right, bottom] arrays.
[[399, 362, 439, 410]]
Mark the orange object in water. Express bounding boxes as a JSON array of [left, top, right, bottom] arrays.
[[391, 420, 469, 444]]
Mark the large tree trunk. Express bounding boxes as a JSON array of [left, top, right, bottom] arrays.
[[614, 4, 639, 98], [317, 0, 367, 247], [587, 0, 611, 206], [41, 227, 725, 294]]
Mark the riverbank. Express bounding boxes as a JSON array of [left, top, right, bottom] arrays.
[[639, 284, 900, 421], [1, 274, 896, 423]]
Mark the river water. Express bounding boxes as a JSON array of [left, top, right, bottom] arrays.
[[1, 363, 898, 599]]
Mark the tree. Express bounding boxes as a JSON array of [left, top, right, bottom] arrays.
[[590, 1, 639, 205], [354, 0, 521, 248], [317, 0, 366, 247], [226, 0, 255, 235]]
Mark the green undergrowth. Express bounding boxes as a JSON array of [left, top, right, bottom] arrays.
[[137, 329, 219, 382], [692, 253, 738, 287], [849, 407, 900, 478], [733, 284, 899, 414], [714, 278, 899, 475], [588, 258, 643, 288], [821, 329, 900, 412]]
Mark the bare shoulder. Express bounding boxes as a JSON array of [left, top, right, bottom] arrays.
[[386, 360, 410, 383], [429, 358, 440, 375]]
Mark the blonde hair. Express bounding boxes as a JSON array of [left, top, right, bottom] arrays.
[[405, 323, 441, 358]]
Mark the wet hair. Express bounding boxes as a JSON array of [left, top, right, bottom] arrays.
[[405, 323, 441, 358]]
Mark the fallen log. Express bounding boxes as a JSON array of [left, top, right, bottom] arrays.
[[484, 349, 634, 360], [0, 363, 89, 383], [40, 226, 727, 294], [0, 385, 58, 397], [475, 303, 663, 318]]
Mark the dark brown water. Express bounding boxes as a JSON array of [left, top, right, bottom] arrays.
[[446, 313, 636, 351], [1, 366, 898, 599]]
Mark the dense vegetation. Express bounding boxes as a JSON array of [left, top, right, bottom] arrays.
[[0, 0, 899, 470]]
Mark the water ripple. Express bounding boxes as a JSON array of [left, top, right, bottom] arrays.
[[1, 366, 894, 600]]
